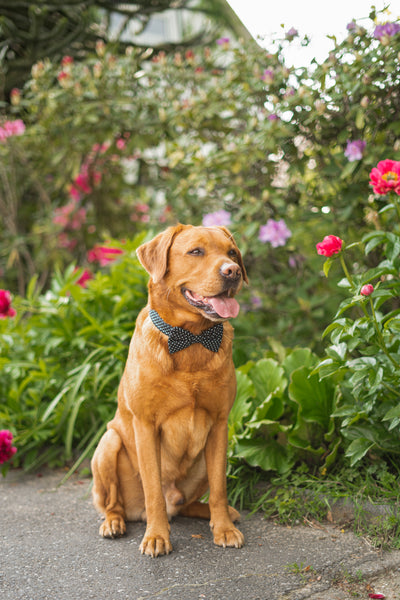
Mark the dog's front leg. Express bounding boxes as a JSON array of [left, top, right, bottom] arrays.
[[205, 421, 244, 549], [133, 417, 172, 557]]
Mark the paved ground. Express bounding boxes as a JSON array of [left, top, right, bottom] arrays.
[[1, 469, 400, 600]]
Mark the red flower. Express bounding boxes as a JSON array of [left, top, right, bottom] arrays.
[[0, 289, 16, 318], [316, 235, 343, 257], [0, 430, 17, 464], [87, 245, 123, 266], [360, 284, 374, 296], [369, 159, 400, 195]]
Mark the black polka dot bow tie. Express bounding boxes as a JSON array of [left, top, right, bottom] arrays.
[[149, 309, 223, 354]]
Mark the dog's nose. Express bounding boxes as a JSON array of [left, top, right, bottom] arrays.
[[220, 262, 241, 281]]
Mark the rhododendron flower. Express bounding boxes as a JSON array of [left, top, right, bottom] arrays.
[[344, 140, 366, 162], [216, 37, 230, 45], [0, 289, 16, 318], [202, 210, 232, 227], [369, 160, 400, 195], [0, 430, 17, 464], [360, 284, 374, 296], [259, 219, 291, 247], [87, 245, 123, 266], [316, 235, 343, 257]]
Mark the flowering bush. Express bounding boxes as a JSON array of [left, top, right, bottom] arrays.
[[315, 160, 400, 465]]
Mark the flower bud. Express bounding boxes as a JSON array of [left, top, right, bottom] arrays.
[[360, 284, 374, 296], [10, 88, 21, 106]]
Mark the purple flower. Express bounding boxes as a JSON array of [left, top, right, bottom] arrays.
[[344, 140, 366, 162], [216, 37, 230, 45], [285, 27, 298, 40], [202, 209, 232, 227], [347, 21, 356, 31], [374, 22, 400, 40], [261, 69, 274, 83], [258, 219, 291, 247], [268, 114, 279, 121]]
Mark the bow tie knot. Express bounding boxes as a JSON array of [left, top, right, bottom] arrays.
[[149, 309, 223, 354]]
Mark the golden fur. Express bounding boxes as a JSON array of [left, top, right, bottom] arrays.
[[91, 224, 248, 557]]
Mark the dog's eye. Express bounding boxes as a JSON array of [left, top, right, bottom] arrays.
[[188, 248, 204, 256], [228, 249, 238, 258]]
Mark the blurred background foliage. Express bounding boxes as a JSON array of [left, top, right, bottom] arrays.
[[1, 2, 400, 481]]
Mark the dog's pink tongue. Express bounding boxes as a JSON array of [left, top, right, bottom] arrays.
[[208, 296, 240, 319]]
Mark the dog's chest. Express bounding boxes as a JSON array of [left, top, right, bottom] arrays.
[[161, 404, 213, 463]]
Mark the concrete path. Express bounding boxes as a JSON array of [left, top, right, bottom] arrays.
[[1, 469, 400, 600]]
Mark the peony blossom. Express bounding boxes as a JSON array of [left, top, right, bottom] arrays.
[[0, 289, 16, 318], [344, 140, 366, 162], [316, 235, 343, 257], [0, 430, 17, 464], [202, 210, 232, 227], [360, 284, 374, 296], [369, 160, 400, 195], [87, 245, 123, 266], [259, 219, 291, 247]]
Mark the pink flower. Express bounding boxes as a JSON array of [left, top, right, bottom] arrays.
[[0, 430, 17, 464], [316, 235, 343, 257], [61, 55, 74, 66], [259, 219, 291, 247], [202, 210, 232, 227], [74, 269, 93, 287], [0, 289, 16, 318], [0, 119, 26, 141], [87, 245, 123, 266], [360, 284, 374, 296], [217, 37, 230, 45], [74, 172, 92, 194], [344, 140, 366, 162], [369, 159, 400, 195]]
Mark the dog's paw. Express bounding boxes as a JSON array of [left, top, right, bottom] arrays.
[[213, 525, 244, 549], [140, 532, 172, 557], [99, 515, 126, 538]]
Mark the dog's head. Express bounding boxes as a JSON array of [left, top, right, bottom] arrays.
[[137, 224, 248, 322]]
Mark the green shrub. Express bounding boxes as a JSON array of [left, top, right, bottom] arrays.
[[0, 235, 148, 470]]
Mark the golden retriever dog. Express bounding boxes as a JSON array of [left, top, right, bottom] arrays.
[[91, 224, 248, 557]]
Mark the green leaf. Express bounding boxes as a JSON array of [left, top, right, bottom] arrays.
[[249, 358, 287, 403], [345, 438, 375, 466], [323, 257, 333, 277], [289, 367, 336, 429], [235, 438, 292, 474]]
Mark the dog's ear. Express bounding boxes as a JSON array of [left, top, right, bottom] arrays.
[[216, 226, 249, 285], [136, 224, 185, 283]]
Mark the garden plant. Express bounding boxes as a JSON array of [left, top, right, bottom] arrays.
[[1, 6, 400, 546]]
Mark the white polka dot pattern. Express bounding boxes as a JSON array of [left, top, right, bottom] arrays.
[[149, 309, 223, 354]]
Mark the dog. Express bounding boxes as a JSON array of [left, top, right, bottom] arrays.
[[91, 223, 248, 557]]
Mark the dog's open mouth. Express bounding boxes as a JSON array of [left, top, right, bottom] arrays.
[[183, 289, 240, 319]]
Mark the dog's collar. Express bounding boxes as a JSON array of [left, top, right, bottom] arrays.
[[149, 309, 223, 354]]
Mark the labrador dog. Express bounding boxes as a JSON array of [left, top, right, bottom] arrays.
[[91, 224, 248, 557]]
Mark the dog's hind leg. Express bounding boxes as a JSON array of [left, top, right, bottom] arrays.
[[91, 428, 127, 538]]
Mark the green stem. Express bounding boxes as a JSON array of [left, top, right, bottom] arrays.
[[368, 296, 400, 369], [339, 253, 356, 292]]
